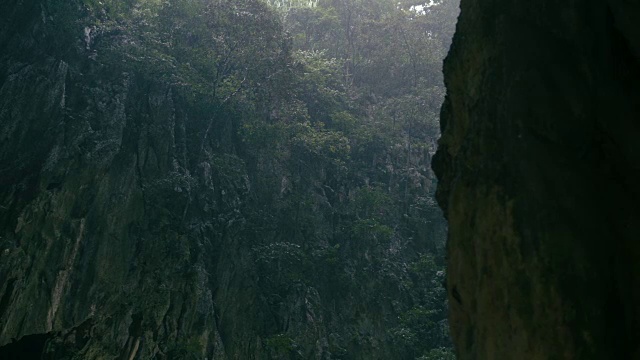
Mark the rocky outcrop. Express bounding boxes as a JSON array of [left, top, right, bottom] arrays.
[[434, 0, 640, 358]]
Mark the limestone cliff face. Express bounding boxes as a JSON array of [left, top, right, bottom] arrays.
[[0, 3, 236, 358], [434, 0, 640, 358], [0, 1, 449, 359]]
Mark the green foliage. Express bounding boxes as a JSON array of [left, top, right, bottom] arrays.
[[350, 186, 393, 220], [43, 0, 457, 357], [245, 2, 456, 355], [265, 334, 303, 359], [410, 253, 439, 280], [417, 348, 457, 360], [253, 242, 311, 289], [68, 0, 290, 108], [351, 219, 393, 243], [265, 334, 294, 350], [387, 253, 451, 358], [390, 305, 448, 356], [292, 122, 350, 167], [265, 0, 319, 10], [166, 337, 204, 360], [211, 154, 249, 189]]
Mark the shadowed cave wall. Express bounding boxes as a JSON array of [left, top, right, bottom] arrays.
[[434, 0, 640, 359]]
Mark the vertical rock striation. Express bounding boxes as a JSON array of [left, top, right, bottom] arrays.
[[0, 4, 227, 358], [434, 0, 640, 358]]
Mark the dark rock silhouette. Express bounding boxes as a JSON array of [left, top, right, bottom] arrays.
[[434, 0, 640, 358]]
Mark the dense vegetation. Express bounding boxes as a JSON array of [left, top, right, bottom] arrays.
[[1, 0, 457, 358], [87, 0, 456, 357], [263, 3, 457, 357]]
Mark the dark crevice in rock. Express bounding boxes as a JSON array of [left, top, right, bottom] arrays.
[[451, 285, 462, 306], [120, 313, 143, 360], [0, 278, 16, 321], [0, 332, 51, 359]]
